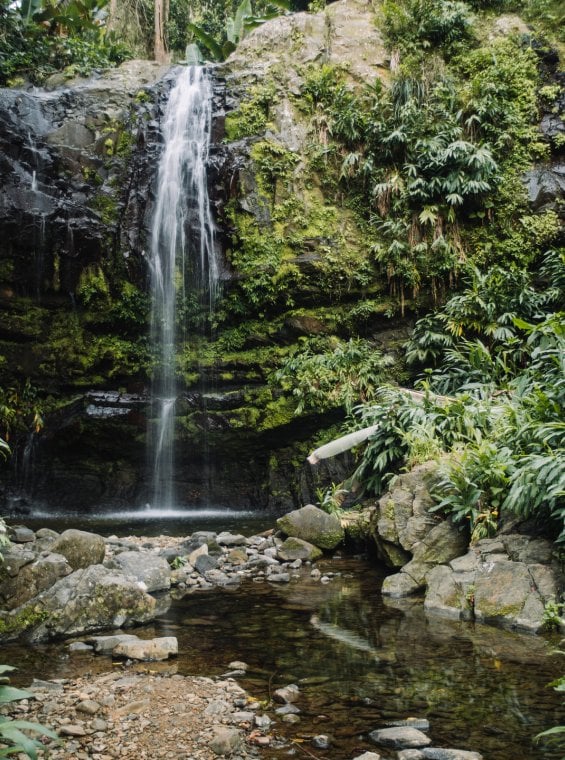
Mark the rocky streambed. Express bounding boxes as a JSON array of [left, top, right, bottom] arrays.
[[1, 507, 564, 759]]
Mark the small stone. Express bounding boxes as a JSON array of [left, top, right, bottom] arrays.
[[254, 714, 271, 729], [59, 724, 87, 737], [422, 750, 483, 760], [352, 753, 381, 760], [312, 734, 331, 749], [283, 713, 301, 724], [112, 637, 178, 661], [76, 700, 100, 715], [228, 661, 248, 671], [267, 572, 290, 583], [115, 700, 150, 717], [209, 726, 243, 756], [369, 727, 431, 749], [398, 752, 424, 760], [275, 704, 300, 715], [311, 568, 321, 579], [68, 642, 93, 652], [273, 684, 300, 704], [91, 719, 108, 732]]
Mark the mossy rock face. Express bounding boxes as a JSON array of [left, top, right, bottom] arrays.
[[277, 537, 323, 562], [277, 504, 344, 550]]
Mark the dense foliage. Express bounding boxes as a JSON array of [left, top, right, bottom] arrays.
[[352, 250, 565, 541], [0, 0, 129, 85]]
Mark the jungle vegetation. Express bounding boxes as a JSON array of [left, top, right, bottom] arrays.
[[0, 0, 563, 544]]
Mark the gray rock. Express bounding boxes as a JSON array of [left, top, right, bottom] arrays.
[[68, 641, 93, 652], [369, 727, 431, 749], [88, 633, 140, 653], [273, 684, 300, 703], [424, 566, 469, 620], [59, 724, 87, 737], [502, 535, 554, 565], [313, 734, 331, 749], [194, 554, 219, 575], [386, 719, 430, 732], [255, 714, 272, 728], [277, 537, 322, 562], [9, 526, 35, 543], [382, 571, 423, 598], [112, 551, 171, 592], [422, 750, 483, 760], [216, 532, 247, 546], [411, 521, 468, 566], [276, 505, 344, 550], [275, 703, 301, 715], [50, 530, 106, 570], [0, 565, 157, 643], [0, 552, 73, 610], [267, 572, 290, 583], [209, 726, 243, 756], [112, 636, 178, 661], [352, 753, 382, 760], [398, 752, 424, 760], [76, 699, 100, 715]]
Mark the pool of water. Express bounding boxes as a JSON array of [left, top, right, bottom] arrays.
[[3, 557, 562, 759], [11, 508, 275, 537]]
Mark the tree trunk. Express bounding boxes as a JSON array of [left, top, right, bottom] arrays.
[[154, 0, 170, 63]]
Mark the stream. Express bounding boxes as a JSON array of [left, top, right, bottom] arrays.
[[3, 516, 563, 760]]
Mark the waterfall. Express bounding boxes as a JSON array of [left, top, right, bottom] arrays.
[[149, 65, 218, 509]]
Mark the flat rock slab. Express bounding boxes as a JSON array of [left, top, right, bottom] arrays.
[[422, 750, 483, 759], [112, 636, 178, 661], [369, 727, 432, 749]]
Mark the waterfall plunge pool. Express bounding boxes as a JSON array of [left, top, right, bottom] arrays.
[[3, 555, 562, 760]]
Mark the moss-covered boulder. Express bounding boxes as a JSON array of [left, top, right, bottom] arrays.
[[0, 564, 158, 643], [277, 536, 323, 561], [277, 504, 344, 550], [50, 529, 106, 570]]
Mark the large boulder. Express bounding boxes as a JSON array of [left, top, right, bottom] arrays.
[[50, 529, 106, 570], [423, 536, 564, 632], [369, 462, 440, 568], [277, 537, 322, 562], [111, 551, 171, 592], [0, 552, 73, 610], [277, 505, 344, 550], [0, 564, 158, 643]]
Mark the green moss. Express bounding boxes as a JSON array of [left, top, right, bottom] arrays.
[[224, 81, 278, 141], [0, 606, 49, 639]]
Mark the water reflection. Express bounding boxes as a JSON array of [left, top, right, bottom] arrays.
[[3, 558, 561, 759]]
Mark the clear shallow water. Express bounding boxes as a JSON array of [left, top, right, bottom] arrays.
[[3, 557, 562, 760]]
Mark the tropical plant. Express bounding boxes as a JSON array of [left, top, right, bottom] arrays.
[[0, 665, 58, 759], [188, 0, 290, 61], [273, 338, 395, 415]]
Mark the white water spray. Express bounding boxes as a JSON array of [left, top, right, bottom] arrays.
[[149, 66, 218, 509]]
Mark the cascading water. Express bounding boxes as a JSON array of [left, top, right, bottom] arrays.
[[149, 65, 218, 509]]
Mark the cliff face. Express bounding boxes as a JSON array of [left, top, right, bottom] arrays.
[[1, 0, 559, 513]]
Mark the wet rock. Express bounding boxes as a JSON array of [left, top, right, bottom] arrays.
[[68, 641, 93, 652], [524, 164, 565, 212], [369, 727, 431, 749], [255, 714, 272, 728], [111, 551, 171, 592], [267, 572, 290, 583], [353, 753, 382, 760], [422, 750, 483, 760], [113, 636, 178, 661], [386, 719, 430, 732], [88, 633, 140, 654], [424, 566, 469, 620], [398, 752, 424, 760], [277, 537, 323, 562], [209, 726, 243, 755], [275, 703, 300, 715], [313, 734, 332, 749], [382, 572, 423, 598], [276, 505, 344, 550], [50, 530, 106, 570], [273, 684, 300, 704]]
